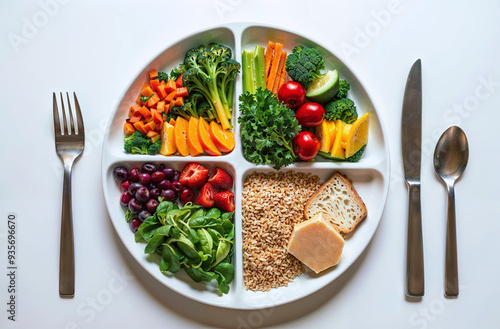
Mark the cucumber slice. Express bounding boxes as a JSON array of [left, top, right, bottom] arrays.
[[306, 69, 339, 104]]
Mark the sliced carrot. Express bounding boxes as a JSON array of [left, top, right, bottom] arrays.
[[141, 86, 154, 97], [152, 110, 163, 123], [165, 79, 176, 93], [146, 130, 159, 139], [150, 79, 160, 91], [146, 92, 160, 107], [157, 84, 167, 99], [124, 122, 135, 135], [148, 69, 158, 80], [128, 104, 141, 117], [272, 51, 287, 94], [168, 118, 176, 126], [208, 121, 235, 153], [136, 94, 144, 106], [157, 101, 165, 113], [278, 61, 287, 90], [174, 96, 184, 107], [198, 117, 221, 156], [173, 117, 189, 156], [141, 81, 150, 90], [139, 106, 151, 118], [264, 41, 275, 79], [165, 90, 177, 103], [266, 43, 283, 91], [129, 112, 142, 123], [176, 87, 189, 97], [145, 120, 156, 133], [155, 120, 162, 131], [133, 121, 147, 135], [159, 122, 176, 156], [186, 117, 204, 157]]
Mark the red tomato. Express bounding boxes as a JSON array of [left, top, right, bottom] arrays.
[[293, 131, 320, 161], [278, 82, 306, 109], [295, 102, 325, 127], [176, 73, 184, 88]]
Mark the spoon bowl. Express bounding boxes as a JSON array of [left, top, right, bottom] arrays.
[[433, 126, 469, 297]]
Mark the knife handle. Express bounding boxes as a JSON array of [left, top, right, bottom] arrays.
[[406, 182, 424, 297]]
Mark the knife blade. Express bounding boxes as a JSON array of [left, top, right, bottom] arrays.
[[402, 59, 424, 297]]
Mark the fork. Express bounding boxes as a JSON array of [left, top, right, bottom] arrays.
[[53, 92, 85, 297]]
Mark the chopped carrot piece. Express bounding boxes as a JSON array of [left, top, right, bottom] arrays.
[[146, 130, 159, 139], [124, 122, 135, 135], [272, 51, 287, 93], [157, 101, 165, 113], [145, 120, 156, 132], [152, 110, 163, 123], [141, 81, 150, 90], [157, 84, 167, 99], [176, 87, 189, 97], [165, 90, 177, 102], [267, 43, 283, 91], [128, 104, 141, 117], [148, 69, 158, 80], [264, 41, 275, 79], [136, 94, 144, 106], [133, 121, 147, 135], [146, 93, 160, 107], [150, 79, 160, 91], [155, 120, 163, 131], [129, 112, 142, 123], [165, 79, 176, 93], [174, 96, 184, 107], [139, 106, 151, 118], [141, 86, 154, 97], [168, 118, 176, 126]]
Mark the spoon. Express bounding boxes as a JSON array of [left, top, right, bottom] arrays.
[[433, 126, 469, 297]]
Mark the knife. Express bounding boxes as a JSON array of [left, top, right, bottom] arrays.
[[402, 59, 424, 297]]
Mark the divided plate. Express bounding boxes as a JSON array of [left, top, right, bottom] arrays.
[[101, 22, 390, 309]]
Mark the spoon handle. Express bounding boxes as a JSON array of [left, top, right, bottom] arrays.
[[445, 183, 459, 296]]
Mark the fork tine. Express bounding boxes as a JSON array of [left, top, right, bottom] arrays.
[[60, 92, 68, 135], [73, 93, 85, 136], [53, 92, 62, 135], [66, 92, 75, 135]]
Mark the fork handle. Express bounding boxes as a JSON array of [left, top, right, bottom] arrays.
[[59, 162, 75, 297]]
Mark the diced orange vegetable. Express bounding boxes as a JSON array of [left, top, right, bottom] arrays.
[[146, 130, 159, 139], [157, 84, 167, 99], [208, 121, 235, 153], [133, 121, 147, 135], [124, 122, 135, 136], [145, 120, 156, 132], [155, 120, 162, 131], [198, 117, 221, 156], [174, 96, 184, 107], [176, 87, 189, 97], [266, 43, 283, 91], [141, 81, 150, 90], [157, 101, 165, 113], [128, 104, 141, 117], [146, 93, 160, 107], [264, 41, 275, 79], [159, 122, 176, 156], [141, 86, 154, 97], [165, 90, 177, 102], [139, 106, 151, 118], [136, 94, 144, 106], [165, 79, 176, 93], [173, 117, 189, 156], [168, 118, 176, 126], [186, 117, 204, 157], [148, 69, 158, 79], [129, 112, 142, 123], [152, 110, 163, 123], [150, 79, 160, 91]]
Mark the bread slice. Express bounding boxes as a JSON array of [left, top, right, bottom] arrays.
[[304, 172, 367, 234]]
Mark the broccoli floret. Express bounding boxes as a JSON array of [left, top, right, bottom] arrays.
[[169, 66, 185, 81], [147, 139, 161, 155], [324, 98, 358, 123], [335, 80, 350, 100], [123, 131, 155, 155], [285, 45, 325, 88]]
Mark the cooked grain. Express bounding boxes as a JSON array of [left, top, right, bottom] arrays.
[[242, 171, 322, 292]]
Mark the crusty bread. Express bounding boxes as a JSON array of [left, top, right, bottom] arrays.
[[304, 172, 367, 234]]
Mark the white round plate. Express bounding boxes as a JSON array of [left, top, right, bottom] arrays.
[[101, 22, 390, 309]]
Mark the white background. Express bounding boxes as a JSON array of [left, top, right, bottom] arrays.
[[1, 0, 500, 328]]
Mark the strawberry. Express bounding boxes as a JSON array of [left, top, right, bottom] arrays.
[[195, 183, 217, 208], [207, 167, 233, 191], [179, 163, 209, 189], [214, 191, 235, 212]]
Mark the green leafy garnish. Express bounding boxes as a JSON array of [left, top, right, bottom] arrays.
[[139, 94, 154, 103], [238, 88, 301, 170]]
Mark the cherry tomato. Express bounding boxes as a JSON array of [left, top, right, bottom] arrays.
[[293, 131, 321, 161], [295, 102, 325, 127], [278, 82, 306, 110]]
